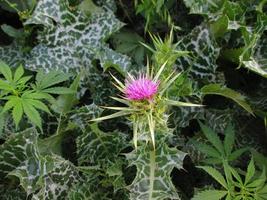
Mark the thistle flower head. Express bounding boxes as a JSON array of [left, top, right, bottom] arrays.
[[125, 75, 159, 100]]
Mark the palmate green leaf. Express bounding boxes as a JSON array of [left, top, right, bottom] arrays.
[[198, 166, 228, 189], [12, 101, 23, 129], [21, 0, 130, 74], [251, 149, 267, 171], [22, 100, 42, 129], [228, 148, 248, 162], [192, 189, 228, 200], [199, 121, 224, 155], [13, 65, 24, 82], [0, 79, 14, 91], [257, 185, 267, 199], [26, 99, 51, 114], [223, 123, 235, 157], [245, 158, 256, 185], [246, 168, 266, 188], [2, 97, 18, 114], [126, 140, 187, 200], [201, 84, 253, 114], [0, 60, 13, 82], [190, 140, 221, 159]]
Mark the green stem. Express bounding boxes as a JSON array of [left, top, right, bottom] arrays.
[[56, 113, 62, 135], [2, 0, 20, 13], [148, 149, 156, 200]]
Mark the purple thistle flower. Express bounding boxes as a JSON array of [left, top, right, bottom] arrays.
[[125, 75, 159, 100]]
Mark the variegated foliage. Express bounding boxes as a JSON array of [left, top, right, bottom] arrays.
[[0, 0, 131, 75], [0, 128, 80, 199], [126, 140, 187, 200]]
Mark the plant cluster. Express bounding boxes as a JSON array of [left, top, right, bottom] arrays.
[[0, 0, 266, 200]]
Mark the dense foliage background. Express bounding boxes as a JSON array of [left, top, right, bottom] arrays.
[[0, 0, 266, 199]]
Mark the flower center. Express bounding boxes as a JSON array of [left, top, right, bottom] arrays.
[[125, 76, 159, 100]]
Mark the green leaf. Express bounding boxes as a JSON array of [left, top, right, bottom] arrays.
[[51, 74, 80, 114], [251, 149, 267, 171], [199, 121, 225, 155], [26, 99, 51, 114], [246, 168, 266, 188], [111, 30, 146, 65], [228, 148, 248, 161], [0, 60, 13, 82], [165, 99, 203, 107], [0, 79, 14, 91], [191, 140, 221, 159], [258, 185, 267, 198], [210, 15, 229, 38], [22, 100, 42, 129], [42, 87, 75, 94], [245, 158, 256, 185], [198, 166, 228, 189], [2, 97, 17, 113], [223, 123, 235, 157], [1, 24, 25, 39], [12, 100, 23, 129], [35, 70, 72, 90], [78, 0, 103, 16], [192, 189, 228, 200], [228, 165, 242, 184], [91, 110, 131, 122], [126, 140, 186, 200], [17, 75, 32, 85], [201, 84, 253, 115], [13, 65, 25, 82]]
